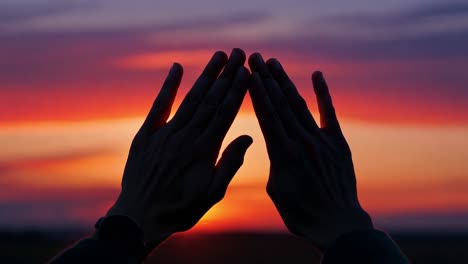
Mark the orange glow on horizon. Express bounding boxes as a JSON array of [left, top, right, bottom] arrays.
[[1, 114, 467, 230]]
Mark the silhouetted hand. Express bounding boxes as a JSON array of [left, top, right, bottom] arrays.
[[248, 53, 373, 252], [107, 49, 252, 251]]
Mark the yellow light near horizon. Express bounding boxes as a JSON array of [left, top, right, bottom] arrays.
[[2, 116, 468, 189], [0, 119, 141, 161]]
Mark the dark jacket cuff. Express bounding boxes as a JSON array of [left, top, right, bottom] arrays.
[[321, 229, 410, 264]]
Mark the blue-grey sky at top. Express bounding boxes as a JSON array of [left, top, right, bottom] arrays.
[[1, 0, 467, 115], [1, 0, 466, 32]]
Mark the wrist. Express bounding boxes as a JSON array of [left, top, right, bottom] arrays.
[[94, 215, 147, 261], [304, 208, 374, 252], [106, 203, 173, 251]]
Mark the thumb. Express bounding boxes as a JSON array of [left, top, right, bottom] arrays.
[[209, 135, 253, 202]]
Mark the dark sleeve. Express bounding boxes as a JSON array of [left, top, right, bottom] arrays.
[[48, 235, 140, 264], [321, 229, 410, 264]]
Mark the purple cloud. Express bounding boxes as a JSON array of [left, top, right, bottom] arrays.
[[323, 2, 468, 27], [0, 1, 99, 25]]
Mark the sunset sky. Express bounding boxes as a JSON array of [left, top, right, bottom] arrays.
[[1, 0, 468, 232]]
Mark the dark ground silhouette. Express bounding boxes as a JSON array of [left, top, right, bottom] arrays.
[[1, 230, 467, 264]]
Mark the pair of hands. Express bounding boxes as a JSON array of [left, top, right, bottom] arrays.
[[107, 48, 372, 254]]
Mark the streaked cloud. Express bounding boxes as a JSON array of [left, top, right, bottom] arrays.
[[118, 50, 221, 70], [0, 185, 118, 229], [0, 146, 116, 175], [0, 1, 98, 25], [324, 2, 468, 27]]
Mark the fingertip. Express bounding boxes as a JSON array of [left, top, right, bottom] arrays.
[[170, 62, 183, 75], [266, 58, 282, 72], [215, 50, 228, 57], [248, 52, 263, 66], [232, 48, 246, 62], [239, 134, 253, 147], [166, 63, 183, 84], [249, 52, 262, 59], [312, 71, 328, 95], [266, 58, 275, 64], [266, 57, 278, 65], [214, 50, 229, 62], [312, 71, 324, 82]]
